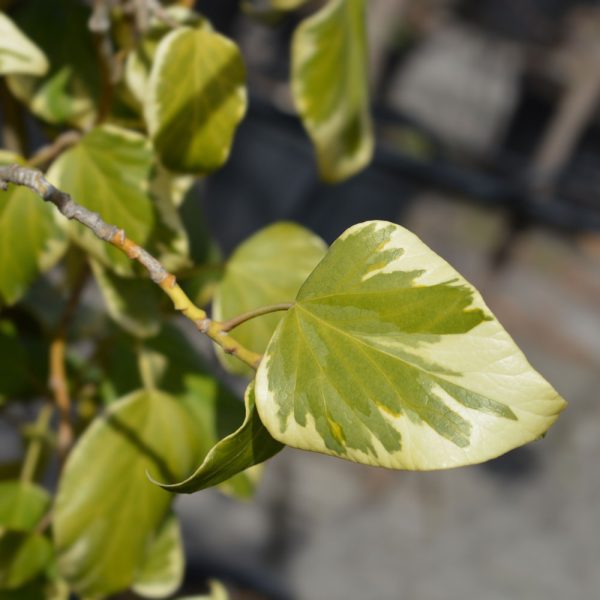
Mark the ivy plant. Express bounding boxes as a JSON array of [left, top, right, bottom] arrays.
[[0, 1, 566, 598]]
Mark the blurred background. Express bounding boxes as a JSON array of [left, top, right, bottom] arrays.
[[177, 0, 600, 599]]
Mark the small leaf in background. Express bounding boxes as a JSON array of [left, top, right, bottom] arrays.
[[0, 154, 67, 305], [6, 0, 100, 127], [256, 221, 566, 470], [0, 481, 50, 531], [0, 575, 68, 600], [98, 325, 265, 498], [178, 579, 230, 600], [292, 0, 373, 182], [47, 125, 155, 276], [132, 513, 184, 599], [0, 12, 48, 76], [125, 7, 205, 110], [146, 24, 247, 173], [153, 382, 282, 494], [90, 259, 162, 339], [0, 481, 52, 590], [214, 222, 326, 376], [0, 531, 53, 590], [54, 389, 203, 597]]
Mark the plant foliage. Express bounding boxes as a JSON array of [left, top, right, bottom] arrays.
[[0, 1, 565, 598]]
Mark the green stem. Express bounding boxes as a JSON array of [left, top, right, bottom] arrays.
[[217, 303, 294, 333], [137, 343, 157, 391], [20, 404, 53, 484]]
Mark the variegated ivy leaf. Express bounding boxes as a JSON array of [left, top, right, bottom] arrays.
[[0, 12, 48, 76], [255, 221, 566, 470], [292, 0, 373, 183], [47, 125, 155, 276], [153, 382, 282, 494], [214, 222, 327, 376], [146, 23, 247, 174]]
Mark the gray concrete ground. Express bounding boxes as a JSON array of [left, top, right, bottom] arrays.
[[177, 195, 600, 600]]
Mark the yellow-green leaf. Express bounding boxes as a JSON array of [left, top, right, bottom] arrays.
[[146, 25, 247, 174], [256, 221, 566, 470], [54, 390, 203, 597], [153, 381, 282, 494], [47, 125, 155, 276], [214, 222, 327, 376], [0, 483, 53, 590], [0, 155, 67, 305], [125, 8, 205, 110], [132, 513, 184, 599], [0, 531, 52, 589], [292, 0, 373, 182], [0, 481, 50, 531], [0, 12, 48, 76]]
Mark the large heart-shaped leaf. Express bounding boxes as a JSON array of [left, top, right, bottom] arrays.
[[132, 513, 184, 599], [54, 389, 202, 597], [292, 0, 373, 182], [256, 221, 566, 470], [145, 24, 247, 174], [0, 12, 48, 76], [214, 222, 327, 376], [0, 155, 67, 305], [153, 382, 283, 494], [47, 126, 155, 276], [6, 0, 100, 127]]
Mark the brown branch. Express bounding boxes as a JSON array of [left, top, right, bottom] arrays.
[[90, 0, 117, 122], [0, 164, 171, 283], [49, 337, 71, 458], [27, 131, 82, 169], [0, 164, 264, 370], [145, 0, 180, 29], [49, 264, 89, 460]]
